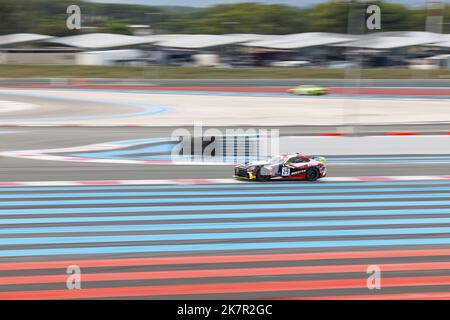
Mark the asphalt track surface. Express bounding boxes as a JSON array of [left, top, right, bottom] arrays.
[[0, 127, 449, 181], [0, 86, 449, 300]]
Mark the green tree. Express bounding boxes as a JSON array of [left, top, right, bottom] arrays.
[[310, 1, 350, 33], [309, 1, 426, 34], [98, 21, 133, 35], [160, 3, 311, 34], [31, 18, 79, 37], [443, 4, 450, 34], [379, 2, 420, 31], [0, 0, 442, 37]]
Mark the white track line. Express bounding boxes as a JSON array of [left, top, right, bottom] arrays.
[[0, 101, 40, 113]]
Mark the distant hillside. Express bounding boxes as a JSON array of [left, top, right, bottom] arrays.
[[158, 6, 199, 13]]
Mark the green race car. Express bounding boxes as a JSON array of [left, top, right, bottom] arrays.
[[287, 85, 329, 95]]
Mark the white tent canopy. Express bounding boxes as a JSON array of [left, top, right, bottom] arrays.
[[242, 33, 357, 49], [47, 33, 157, 50], [335, 31, 447, 49], [0, 33, 54, 47], [153, 34, 266, 49], [1, 31, 449, 51], [427, 34, 450, 48], [338, 36, 438, 49]]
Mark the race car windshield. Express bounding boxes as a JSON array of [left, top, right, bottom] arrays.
[[287, 156, 309, 163]]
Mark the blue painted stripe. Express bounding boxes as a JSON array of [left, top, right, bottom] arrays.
[[0, 180, 449, 192], [2, 186, 450, 199], [2, 193, 450, 207], [72, 142, 176, 159], [4, 237, 450, 257], [73, 153, 257, 162], [3, 226, 450, 245], [1, 208, 449, 225], [0, 200, 449, 215], [113, 138, 172, 146], [3, 217, 450, 235]]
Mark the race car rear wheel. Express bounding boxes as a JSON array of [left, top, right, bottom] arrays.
[[256, 167, 271, 182], [305, 167, 320, 181]]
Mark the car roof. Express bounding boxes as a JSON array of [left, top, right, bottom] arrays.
[[283, 153, 309, 158]]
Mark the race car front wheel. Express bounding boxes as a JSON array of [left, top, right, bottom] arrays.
[[256, 167, 271, 182], [305, 167, 320, 181]]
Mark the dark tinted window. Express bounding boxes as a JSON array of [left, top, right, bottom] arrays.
[[287, 156, 309, 163]]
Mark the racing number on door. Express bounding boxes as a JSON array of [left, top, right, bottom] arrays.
[[282, 167, 290, 177]]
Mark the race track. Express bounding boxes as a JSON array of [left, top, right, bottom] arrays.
[[0, 85, 449, 299], [2, 179, 450, 299]]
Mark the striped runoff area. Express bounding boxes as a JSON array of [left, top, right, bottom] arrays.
[[1, 179, 450, 299]]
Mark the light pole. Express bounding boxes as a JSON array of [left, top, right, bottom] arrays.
[[143, 12, 162, 81], [426, 0, 444, 34], [144, 12, 162, 34], [221, 22, 241, 63], [342, 0, 366, 136]]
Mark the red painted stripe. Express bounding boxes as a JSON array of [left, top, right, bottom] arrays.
[[0, 182, 22, 186], [4, 275, 450, 299], [356, 176, 395, 181], [2, 85, 450, 96], [2, 261, 450, 286], [2, 248, 450, 272], [318, 133, 347, 137], [330, 87, 450, 96], [0, 85, 285, 93], [169, 179, 217, 185], [385, 132, 419, 136], [297, 292, 450, 300]]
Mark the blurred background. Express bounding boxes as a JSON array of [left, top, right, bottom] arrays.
[[0, 0, 448, 75]]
